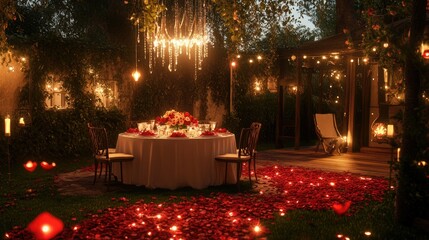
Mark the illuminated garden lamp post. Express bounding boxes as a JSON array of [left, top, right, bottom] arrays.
[[230, 60, 236, 114]]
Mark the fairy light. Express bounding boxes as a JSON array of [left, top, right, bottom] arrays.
[[41, 225, 51, 234], [383, 43, 389, 48], [254, 226, 260, 232], [364, 231, 372, 236]]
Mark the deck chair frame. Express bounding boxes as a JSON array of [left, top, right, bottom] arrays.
[[314, 113, 343, 154]]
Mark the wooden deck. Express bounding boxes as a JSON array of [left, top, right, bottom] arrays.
[[257, 146, 393, 178]]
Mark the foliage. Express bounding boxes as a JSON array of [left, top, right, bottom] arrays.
[[302, 0, 336, 38], [234, 91, 277, 143], [10, 108, 126, 161], [0, 0, 16, 55], [360, 0, 412, 67]]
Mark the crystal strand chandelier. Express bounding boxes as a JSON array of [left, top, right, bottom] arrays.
[[145, 0, 209, 79]]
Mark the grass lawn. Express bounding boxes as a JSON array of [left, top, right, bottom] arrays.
[[1, 154, 428, 239]]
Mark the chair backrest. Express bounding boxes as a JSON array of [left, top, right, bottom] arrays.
[[88, 126, 110, 158], [250, 122, 262, 149], [314, 113, 341, 138], [237, 128, 254, 157]]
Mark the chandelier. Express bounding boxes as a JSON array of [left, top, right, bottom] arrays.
[[144, 0, 209, 79]]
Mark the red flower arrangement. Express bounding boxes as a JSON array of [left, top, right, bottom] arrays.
[[156, 109, 198, 129]]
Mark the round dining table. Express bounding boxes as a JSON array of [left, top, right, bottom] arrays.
[[112, 132, 237, 190]]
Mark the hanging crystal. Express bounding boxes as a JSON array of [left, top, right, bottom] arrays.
[[143, 0, 209, 79]]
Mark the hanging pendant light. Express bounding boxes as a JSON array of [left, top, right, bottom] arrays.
[[132, 20, 141, 82]]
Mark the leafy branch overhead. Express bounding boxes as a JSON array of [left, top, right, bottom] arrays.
[[129, 0, 296, 54], [0, 0, 16, 55]]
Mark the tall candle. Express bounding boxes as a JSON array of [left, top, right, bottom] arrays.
[[5, 115, 10, 136], [387, 124, 394, 137], [397, 148, 400, 161]]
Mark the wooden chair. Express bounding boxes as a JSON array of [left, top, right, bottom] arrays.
[[88, 126, 134, 185], [250, 122, 262, 181], [215, 128, 256, 190], [313, 113, 343, 154]]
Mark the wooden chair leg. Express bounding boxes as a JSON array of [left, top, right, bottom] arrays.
[[248, 161, 252, 185], [236, 163, 241, 191], [93, 162, 98, 184], [108, 162, 112, 185], [120, 162, 123, 183], [253, 154, 258, 182], [224, 162, 228, 184]]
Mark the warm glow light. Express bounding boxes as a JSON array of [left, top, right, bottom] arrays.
[[418, 161, 427, 167], [383, 43, 389, 48], [257, 55, 262, 60], [27, 212, 64, 240], [24, 161, 37, 172], [303, 55, 307, 59], [41, 161, 56, 170], [253, 225, 261, 233], [5, 114, 10, 136], [423, 50, 429, 59], [231, 61, 236, 67], [249, 59, 254, 63], [372, 47, 377, 52], [41, 224, 51, 233], [132, 70, 141, 82], [387, 124, 394, 137], [170, 225, 178, 231], [365, 231, 372, 236], [19, 117, 25, 126], [236, 54, 241, 58], [373, 124, 387, 137]]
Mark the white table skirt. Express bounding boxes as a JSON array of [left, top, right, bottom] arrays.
[[112, 133, 237, 190]]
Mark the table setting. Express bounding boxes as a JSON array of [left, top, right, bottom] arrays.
[[124, 109, 230, 139], [112, 110, 237, 190]]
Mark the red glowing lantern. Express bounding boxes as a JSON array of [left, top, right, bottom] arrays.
[[332, 201, 352, 215], [23, 161, 37, 172], [423, 49, 429, 59], [40, 161, 56, 170], [27, 212, 64, 240]]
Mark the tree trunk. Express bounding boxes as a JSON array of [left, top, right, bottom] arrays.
[[336, 0, 359, 33], [395, 0, 428, 225]]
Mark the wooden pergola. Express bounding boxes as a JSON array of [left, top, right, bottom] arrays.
[[276, 31, 375, 152]]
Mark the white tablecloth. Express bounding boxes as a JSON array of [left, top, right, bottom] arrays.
[[112, 133, 237, 190]]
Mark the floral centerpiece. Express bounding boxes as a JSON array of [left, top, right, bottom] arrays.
[[156, 109, 198, 129]]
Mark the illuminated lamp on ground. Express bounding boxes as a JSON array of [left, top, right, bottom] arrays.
[[423, 49, 429, 59]]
